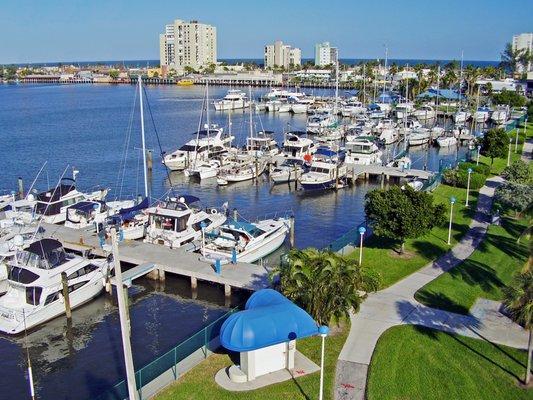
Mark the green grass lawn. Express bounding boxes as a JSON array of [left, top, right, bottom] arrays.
[[155, 319, 349, 400], [414, 216, 529, 314], [367, 325, 530, 400], [348, 183, 479, 288]]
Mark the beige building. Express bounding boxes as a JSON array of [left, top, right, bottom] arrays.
[[159, 19, 217, 74], [264, 41, 301, 69], [512, 32, 533, 72]]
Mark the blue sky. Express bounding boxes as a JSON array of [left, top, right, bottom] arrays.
[[1, 0, 531, 63]]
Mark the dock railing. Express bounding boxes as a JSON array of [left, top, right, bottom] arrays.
[[95, 307, 237, 400]]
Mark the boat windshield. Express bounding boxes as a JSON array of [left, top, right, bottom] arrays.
[[15, 248, 67, 269]]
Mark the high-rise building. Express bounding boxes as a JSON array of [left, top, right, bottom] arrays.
[[264, 41, 301, 69], [315, 42, 338, 67], [512, 33, 533, 72], [159, 19, 217, 73]]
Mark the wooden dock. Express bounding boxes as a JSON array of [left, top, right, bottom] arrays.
[[40, 223, 270, 293], [347, 165, 434, 181]]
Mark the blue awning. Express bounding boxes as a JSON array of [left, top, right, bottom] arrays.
[[220, 289, 319, 352]]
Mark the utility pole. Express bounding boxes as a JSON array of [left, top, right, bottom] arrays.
[[111, 228, 138, 400]]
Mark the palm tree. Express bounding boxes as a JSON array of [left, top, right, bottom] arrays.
[[501, 42, 526, 75], [271, 248, 381, 325], [503, 270, 533, 385]]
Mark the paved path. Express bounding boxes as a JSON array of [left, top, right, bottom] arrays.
[[334, 138, 533, 400]]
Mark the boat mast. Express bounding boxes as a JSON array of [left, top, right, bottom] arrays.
[[334, 60, 339, 115], [206, 82, 211, 147], [363, 64, 366, 105], [459, 50, 464, 110], [405, 65, 409, 128], [383, 45, 388, 95], [138, 76, 149, 198], [248, 85, 253, 138]]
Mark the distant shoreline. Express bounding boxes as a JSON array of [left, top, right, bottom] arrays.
[[4, 58, 500, 68]]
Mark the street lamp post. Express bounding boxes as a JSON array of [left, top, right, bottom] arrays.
[[358, 226, 366, 266], [447, 196, 456, 245], [465, 168, 472, 207], [507, 137, 512, 167], [318, 326, 330, 400], [476, 145, 481, 166]]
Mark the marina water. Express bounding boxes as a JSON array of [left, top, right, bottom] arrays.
[[0, 83, 468, 399]]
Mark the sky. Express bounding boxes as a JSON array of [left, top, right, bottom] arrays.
[[1, 0, 532, 64]]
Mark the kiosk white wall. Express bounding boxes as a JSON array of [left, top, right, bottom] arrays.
[[237, 340, 296, 382]]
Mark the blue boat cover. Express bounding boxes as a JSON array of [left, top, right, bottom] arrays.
[[220, 289, 319, 352], [315, 147, 337, 158], [108, 197, 150, 223]]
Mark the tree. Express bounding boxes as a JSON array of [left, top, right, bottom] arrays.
[[492, 89, 526, 108], [271, 248, 381, 325], [502, 160, 532, 184], [365, 186, 446, 254], [481, 128, 508, 165], [500, 42, 526, 75], [502, 270, 533, 385]]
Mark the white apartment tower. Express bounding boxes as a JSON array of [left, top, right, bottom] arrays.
[[315, 42, 338, 67], [159, 19, 217, 73], [512, 33, 533, 72], [264, 41, 301, 69]]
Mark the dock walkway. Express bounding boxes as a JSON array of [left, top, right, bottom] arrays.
[[41, 223, 269, 292], [347, 165, 434, 181]]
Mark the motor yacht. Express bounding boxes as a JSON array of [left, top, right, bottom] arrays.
[[200, 217, 289, 264], [64, 199, 134, 230], [436, 134, 458, 147], [246, 131, 280, 157], [408, 129, 432, 146], [306, 112, 337, 133], [213, 89, 250, 111], [299, 147, 347, 191], [344, 138, 383, 166], [453, 109, 472, 124], [0, 238, 112, 334], [163, 125, 234, 171], [474, 106, 491, 123], [491, 105, 509, 124], [270, 159, 308, 184], [106, 197, 150, 241], [279, 132, 317, 160], [216, 154, 267, 185], [144, 195, 226, 249], [413, 105, 436, 122]]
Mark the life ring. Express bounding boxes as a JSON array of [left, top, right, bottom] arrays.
[[210, 208, 218, 215], [303, 153, 312, 163]]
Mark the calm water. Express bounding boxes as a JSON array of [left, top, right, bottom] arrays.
[[0, 83, 468, 400]]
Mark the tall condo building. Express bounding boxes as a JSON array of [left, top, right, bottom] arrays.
[[512, 33, 533, 72], [264, 41, 301, 69], [159, 19, 217, 73], [315, 42, 338, 67]]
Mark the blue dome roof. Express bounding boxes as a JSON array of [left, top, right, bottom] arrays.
[[220, 289, 319, 352]]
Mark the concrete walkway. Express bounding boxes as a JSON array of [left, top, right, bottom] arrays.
[[335, 140, 533, 400]]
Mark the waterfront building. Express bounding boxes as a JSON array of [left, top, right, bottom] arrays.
[[512, 33, 533, 72], [159, 19, 217, 74], [264, 41, 301, 69], [314, 42, 338, 67]]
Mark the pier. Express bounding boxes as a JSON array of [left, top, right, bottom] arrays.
[[347, 165, 434, 182], [40, 223, 270, 294]]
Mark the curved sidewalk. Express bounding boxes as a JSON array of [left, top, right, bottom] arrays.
[[334, 140, 532, 400]]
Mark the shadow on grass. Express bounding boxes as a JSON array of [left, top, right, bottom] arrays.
[[478, 230, 528, 261], [414, 291, 470, 315], [410, 240, 447, 262]]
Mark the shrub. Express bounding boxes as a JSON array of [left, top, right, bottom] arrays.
[[494, 182, 533, 215], [502, 160, 532, 184], [458, 162, 491, 176], [442, 169, 458, 186], [456, 170, 487, 190]]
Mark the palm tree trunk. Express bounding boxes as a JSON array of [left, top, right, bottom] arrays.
[[526, 329, 532, 385]]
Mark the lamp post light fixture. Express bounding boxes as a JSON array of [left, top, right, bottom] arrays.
[[318, 325, 330, 400], [476, 145, 481, 166], [507, 137, 512, 167], [358, 226, 366, 266], [465, 168, 473, 207], [447, 196, 456, 245]]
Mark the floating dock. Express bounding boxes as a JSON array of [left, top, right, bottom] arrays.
[[347, 165, 434, 181], [40, 223, 270, 294]]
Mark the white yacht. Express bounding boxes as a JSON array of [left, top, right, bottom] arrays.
[[299, 147, 347, 191], [34, 178, 108, 224], [280, 132, 317, 160], [345, 138, 383, 166], [474, 106, 491, 123], [413, 105, 436, 122], [0, 238, 112, 334], [408, 129, 432, 146], [453, 109, 472, 124], [491, 105, 509, 124], [106, 198, 150, 241], [200, 217, 289, 264], [184, 159, 222, 180], [144, 196, 226, 249], [0, 225, 43, 259], [270, 159, 307, 184], [340, 99, 366, 117], [246, 131, 280, 157], [163, 125, 234, 171], [213, 89, 250, 111], [64, 199, 134, 230], [395, 102, 415, 120], [306, 112, 337, 133], [436, 135, 458, 147], [217, 155, 267, 185]]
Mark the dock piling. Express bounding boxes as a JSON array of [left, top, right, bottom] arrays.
[[17, 177, 24, 200], [224, 284, 231, 298], [289, 215, 295, 248], [61, 272, 72, 320]]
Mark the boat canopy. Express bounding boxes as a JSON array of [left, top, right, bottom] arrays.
[[220, 289, 319, 352], [108, 197, 150, 223], [68, 200, 103, 213], [26, 239, 63, 258], [228, 220, 262, 236], [315, 147, 338, 158], [367, 103, 381, 111], [36, 178, 76, 202]]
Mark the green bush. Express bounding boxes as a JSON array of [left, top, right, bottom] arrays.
[[456, 170, 487, 190], [458, 162, 491, 176], [502, 160, 532, 184], [494, 182, 533, 215]]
